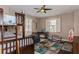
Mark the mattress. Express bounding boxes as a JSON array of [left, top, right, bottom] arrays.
[[0, 31, 24, 41], [0, 31, 16, 39]]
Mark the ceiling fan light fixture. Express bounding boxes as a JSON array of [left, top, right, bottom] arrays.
[[34, 5, 52, 14], [40, 9, 45, 13]]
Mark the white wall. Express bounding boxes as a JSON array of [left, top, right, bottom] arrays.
[[61, 13, 74, 38], [74, 10, 79, 36]]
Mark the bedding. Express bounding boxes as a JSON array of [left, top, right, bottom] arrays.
[[61, 38, 71, 42], [35, 36, 72, 54], [35, 42, 63, 54], [0, 31, 15, 39], [35, 47, 47, 54], [40, 34, 45, 38], [35, 34, 73, 54], [0, 31, 23, 41], [62, 43, 72, 52], [35, 38, 63, 54], [35, 40, 72, 54]]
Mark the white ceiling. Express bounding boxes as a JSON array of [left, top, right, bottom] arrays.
[[4, 5, 79, 18]]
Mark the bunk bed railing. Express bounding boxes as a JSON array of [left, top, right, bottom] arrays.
[[0, 36, 34, 54]]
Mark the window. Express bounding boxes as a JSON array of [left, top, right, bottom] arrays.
[[25, 18, 32, 35], [48, 20, 56, 32], [46, 17, 60, 32], [3, 15, 16, 25]]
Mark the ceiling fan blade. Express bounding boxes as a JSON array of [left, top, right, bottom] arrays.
[[34, 8, 40, 10], [37, 10, 40, 13], [45, 8, 52, 10]]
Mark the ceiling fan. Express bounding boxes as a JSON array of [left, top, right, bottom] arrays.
[[34, 5, 52, 14]]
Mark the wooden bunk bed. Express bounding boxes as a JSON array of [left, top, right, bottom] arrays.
[[0, 8, 34, 54]]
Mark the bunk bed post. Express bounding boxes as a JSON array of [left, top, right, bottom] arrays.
[[0, 8, 3, 54], [15, 13, 20, 54], [22, 14, 25, 38], [15, 12, 25, 54]]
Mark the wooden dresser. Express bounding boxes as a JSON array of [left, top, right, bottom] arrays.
[[73, 36, 79, 54]]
